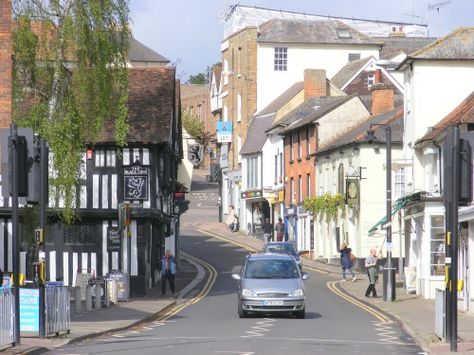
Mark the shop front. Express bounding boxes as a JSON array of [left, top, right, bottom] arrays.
[[285, 206, 298, 243], [241, 190, 270, 236]]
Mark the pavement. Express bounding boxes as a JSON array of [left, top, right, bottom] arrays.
[[193, 220, 474, 355], [1, 256, 201, 355], [4, 219, 474, 354]]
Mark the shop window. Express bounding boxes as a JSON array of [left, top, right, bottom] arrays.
[[430, 215, 445, 276]]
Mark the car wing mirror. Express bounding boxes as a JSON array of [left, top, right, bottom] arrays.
[[231, 273, 241, 281], [301, 272, 310, 280]]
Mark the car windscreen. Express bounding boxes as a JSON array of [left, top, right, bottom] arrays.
[[244, 259, 300, 279], [263, 244, 298, 256]]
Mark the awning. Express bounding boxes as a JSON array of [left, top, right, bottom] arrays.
[[368, 198, 409, 236]]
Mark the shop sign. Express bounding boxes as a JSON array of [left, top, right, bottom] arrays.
[[285, 207, 296, 216], [217, 120, 233, 143], [241, 190, 262, 199], [124, 166, 149, 200]]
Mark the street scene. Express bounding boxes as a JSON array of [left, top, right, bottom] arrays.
[[0, 1, 474, 354]]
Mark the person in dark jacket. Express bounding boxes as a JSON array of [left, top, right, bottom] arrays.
[[160, 250, 176, 296], [339, 242, 356, 282]]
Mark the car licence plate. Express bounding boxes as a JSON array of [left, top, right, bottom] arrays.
[[264, 300, 284, 306]]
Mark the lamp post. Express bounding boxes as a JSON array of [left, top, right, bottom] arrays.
[[367, 124, 394, 302]]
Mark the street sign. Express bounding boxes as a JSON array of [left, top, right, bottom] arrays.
[[107, 227, 121, 252]]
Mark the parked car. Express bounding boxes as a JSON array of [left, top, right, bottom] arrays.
[[261, 242, 302, 271], [232, 253, 309, 319]]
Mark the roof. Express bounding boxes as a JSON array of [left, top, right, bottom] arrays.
[[127, 37, 170, 63], [97, 67, 176, 144], [257, 19, 383, 46], [316, 107, 403, 154], [257, 82, 304, 116], [180, 84, 208, 96], [272, 96, 353, 134], [398, 27, 474, 69], [331, 56, 374, 89], [376, 36, 436, 60], [416, 91, 474, 145], [240, 114, 275, 155]]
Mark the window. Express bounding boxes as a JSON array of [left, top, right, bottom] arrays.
[[290, 177, 294, 204], [95, 149, 116, 167], [274, 154, 278, 182], [307, 174, 311, 197], [367, 73, 375, 88], [223, 59, 229, 85], [336, 28, 351, 38], [289, 134, 294, 161], [237, 136, 242, 163], [394, 168, 405, 199], [297, 130, 302, 159], [274, 47, 287, 71], [197, 104, 203, 119], [298, 175, 302, 203], [348, 53, 361, 62], [305, 126, 311, 156], [237, 94, 242, 122], [430, 216, 445, 276], [247, 157, 258, 188], [279, 152, 283, 178]]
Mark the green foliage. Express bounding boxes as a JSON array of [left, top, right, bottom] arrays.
[[182, 110, 211, 145], [303, 193, 345, 221], [12, 0, 130, 223], [187, 72, 207, 85]]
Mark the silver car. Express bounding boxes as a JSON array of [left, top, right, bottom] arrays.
[[261, 241, 302, 271], [232, 253, 309, 319]]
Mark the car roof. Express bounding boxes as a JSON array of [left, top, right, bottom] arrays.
[[247, 253, 294, 261]]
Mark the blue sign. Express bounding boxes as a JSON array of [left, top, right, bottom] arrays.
[[20, 288, 40, 332], [216, 120, 233, 143]]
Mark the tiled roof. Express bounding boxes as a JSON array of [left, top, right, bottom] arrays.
[[273, 96, 353, 134], [331, 56, 374, 89], [376, 36, 436, 60], [417, 91, 474, 145], [127, 37, 170, 63], [97, 67, 176, 144], [316, 107, 403, 154], [258, 82, 304, 116], [240, 114, 275, 155], [257, 19, 383, 45], [404, 27, 474, 61]]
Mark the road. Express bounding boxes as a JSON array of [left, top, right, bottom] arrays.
[[49, 171, 422, 354]]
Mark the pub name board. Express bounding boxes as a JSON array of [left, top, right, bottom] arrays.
[[241, 190, 262, 199], [124, 166, 149, 200]]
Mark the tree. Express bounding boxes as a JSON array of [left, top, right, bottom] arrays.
[[187, 72, 207, 85], [181, 109, 211, 146], [12, 0, 130, 222]]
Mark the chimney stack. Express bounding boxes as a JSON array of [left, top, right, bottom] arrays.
[[0, 0, 12, 129], [304, 69, 326, 100], [370, 69, 394, 116]]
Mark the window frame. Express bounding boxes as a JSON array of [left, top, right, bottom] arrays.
[[274, 47, 288, 71], [430, 215, 445, 276]]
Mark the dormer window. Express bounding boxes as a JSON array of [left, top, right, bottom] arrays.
[[336, 28, 351, 39]]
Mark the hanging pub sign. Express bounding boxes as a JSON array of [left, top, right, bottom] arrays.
[[107, 227, 121, 253], [188, 143, 204, 166], [124, 166, 149, 200], [346, 178, 360, 205]]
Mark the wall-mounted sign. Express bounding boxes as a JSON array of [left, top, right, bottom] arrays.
[[20, 288, 40, 332], [220, 144, 229, 168], [346, 178, 360, 205], [241, 190, 262, 199], [107, 227, 121, 252], [217, 120, 233, 143], [188, 143, 204, 166], [124, 166, 149, 200]]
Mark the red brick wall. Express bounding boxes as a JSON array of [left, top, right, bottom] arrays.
[[304, 69, 326, 99], [344, 72, 400, 96], [0, 0, 12, 129], [371, 84, 394, 116], [284, 125, 316, 206]]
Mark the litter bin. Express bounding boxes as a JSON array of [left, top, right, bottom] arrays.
[[382, 265, 396, 301], [105, 271, 129, 302]]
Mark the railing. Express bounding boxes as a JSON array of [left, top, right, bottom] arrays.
[[45, 285, 70, 336], [0, 287, 15, 348]]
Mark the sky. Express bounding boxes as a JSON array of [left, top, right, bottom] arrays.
[[129, 0, 473, 81]]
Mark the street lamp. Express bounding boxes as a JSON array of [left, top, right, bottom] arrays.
[[366, 123, 394, 302]]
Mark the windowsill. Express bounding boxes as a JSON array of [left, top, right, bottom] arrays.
[[297, 158, 302, 162], [289, 160, 294, 164], [305, 154, 311, 160]]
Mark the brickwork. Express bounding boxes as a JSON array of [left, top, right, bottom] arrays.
[[284, 126, 316, 206], [0, 0, 12, 129], [304, 69, 326, 99], [370, 83, 394, 116], [344, 71, 400, 96]]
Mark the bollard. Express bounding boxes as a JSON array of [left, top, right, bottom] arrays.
[[94, 285, 101, 310], [85, 285, 92, 311], [74, 286, 82, 314]]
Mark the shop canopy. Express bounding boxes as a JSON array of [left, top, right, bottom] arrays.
[[368, 197, 410, 236]]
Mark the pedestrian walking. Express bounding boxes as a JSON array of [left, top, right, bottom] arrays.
[[339, 242, 356, 282], [262, 218, 273, 242], [161, 250, 176, 296], [275, 218, 285, 241], [226, 205, 238, 232], [365, 248, 379, 297]]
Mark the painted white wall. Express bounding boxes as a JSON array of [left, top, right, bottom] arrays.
[[257, 44, 380, 111], [262, 134, 284, 191]]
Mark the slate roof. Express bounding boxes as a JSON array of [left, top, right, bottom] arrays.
[[416, 91, 474, 145], [127, 37, 170, 64], [331, 56, 374, 89], [97, 67, 176, 144], [316, 107, 403, 154], [240, 114, 275, 155], [376, 36, 436, 60], [271, 96, 353, 134], [257, 19, 383, 46], [258, 82, 304, 116]]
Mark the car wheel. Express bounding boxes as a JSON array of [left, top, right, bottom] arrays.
[[295, 308, 305, 319]]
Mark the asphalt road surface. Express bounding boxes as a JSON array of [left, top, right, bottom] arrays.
[[50, 172, 422, 354]]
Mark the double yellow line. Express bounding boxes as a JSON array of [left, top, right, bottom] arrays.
[[155, 251, 217, 321], [327, 280, 391, 322]]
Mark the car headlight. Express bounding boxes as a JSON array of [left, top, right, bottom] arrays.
[[241, 288, 257, 297], [290, 288, 304, 297]]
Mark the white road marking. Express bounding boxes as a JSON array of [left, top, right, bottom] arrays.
[[241, 318, 276, 338]]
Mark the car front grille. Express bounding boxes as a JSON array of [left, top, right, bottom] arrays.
[[257, 292, 288, 298]]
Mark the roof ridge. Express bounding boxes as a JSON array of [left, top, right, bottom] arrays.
[[409, 27, 472, 58]]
